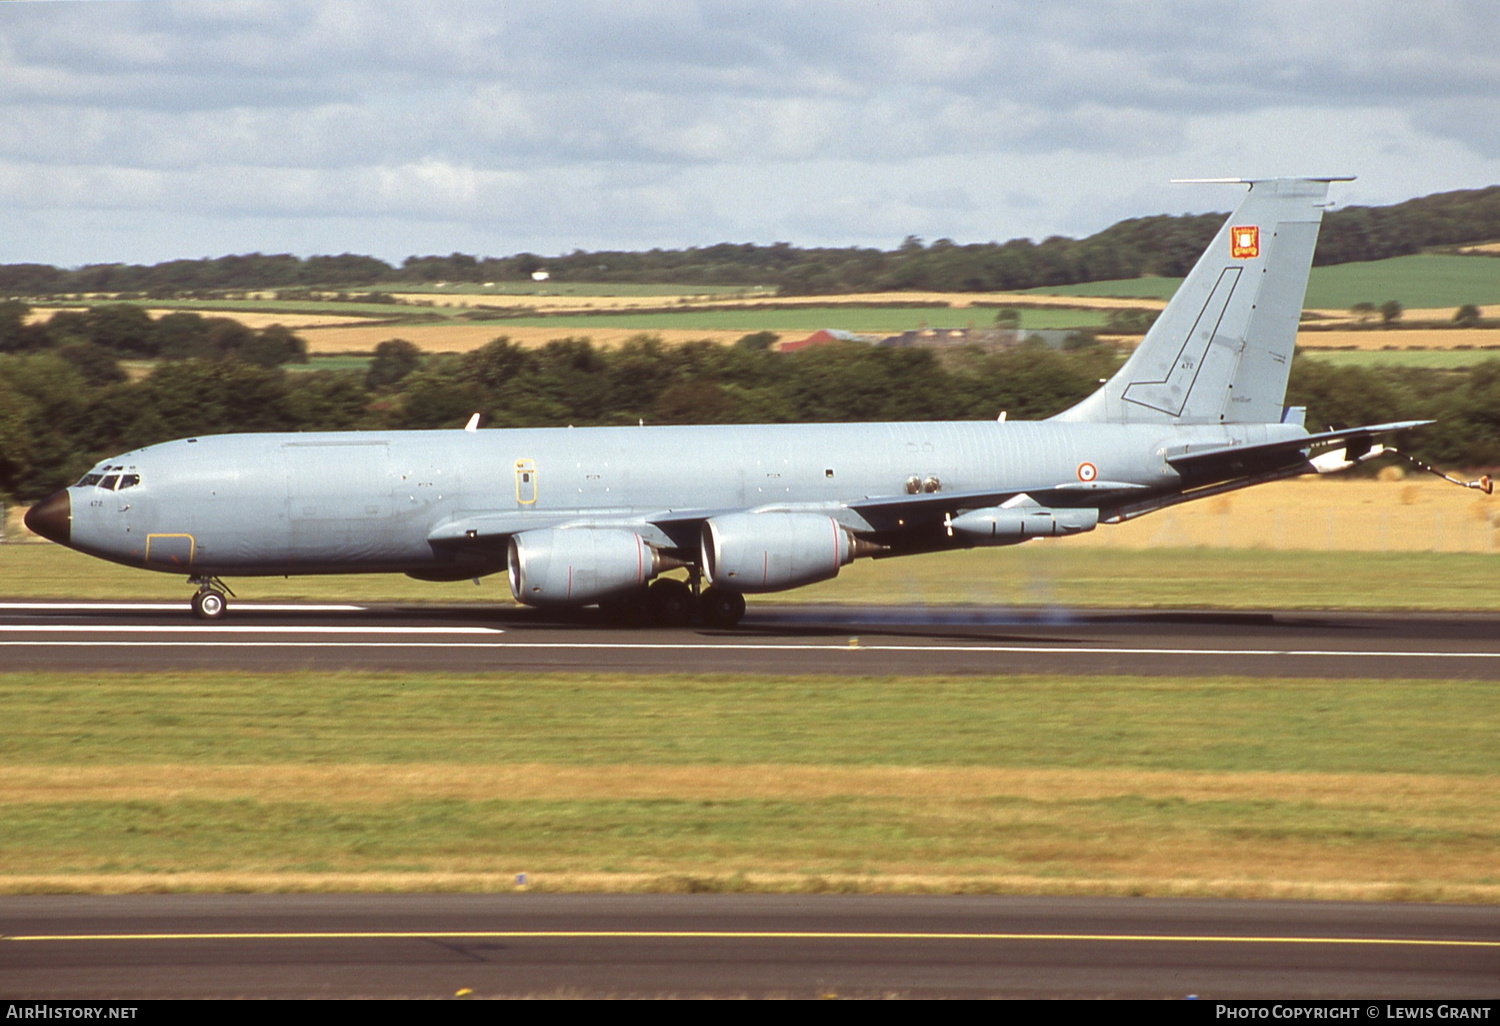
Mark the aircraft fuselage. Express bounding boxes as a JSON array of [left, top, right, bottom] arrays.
[[52, 419, 1284, 578]]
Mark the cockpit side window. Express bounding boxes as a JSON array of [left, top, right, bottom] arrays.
[[117, 474, 140, 490], [100, 475, 120, 490]]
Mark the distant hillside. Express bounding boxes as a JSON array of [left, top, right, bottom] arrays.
[[1027, 252, 1500, 311], [2, 185, 1496, 298]]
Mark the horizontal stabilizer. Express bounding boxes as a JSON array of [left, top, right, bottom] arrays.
[[1167, 420, 1431, 480]]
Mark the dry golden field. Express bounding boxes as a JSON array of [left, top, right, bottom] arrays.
[[299, 323, 750, 353], [297, 323, 1497, 355], [387, 289, 1168, 313], [27, 306, 380, 330], [1063, 476, 1497, 553], [1295, 327, 1500, 350], [3, 762, 1484, 807]]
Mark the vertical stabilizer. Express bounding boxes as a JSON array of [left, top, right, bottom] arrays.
[[1053, 177, 1347, 425]]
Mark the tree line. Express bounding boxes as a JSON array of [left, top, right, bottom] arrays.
[[3, 334, 1497, 506], [0, 301, 308, 380], [3, 186, 1495, 297]]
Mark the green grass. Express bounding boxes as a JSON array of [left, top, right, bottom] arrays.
[[6, 794, 1491, 884], [1, 671, 1493, 773], [474, 305, 1110, 333], [1024, 253, 1500, 310], [1022, 277, 1182, 301], [141, 298, 453, 319], [1298, 348, 1500, 369], [1, 671, 1496, 893], [1, 544, 1496, 611], [127, 298, 1108, 333], [288, 355, 373, 373]]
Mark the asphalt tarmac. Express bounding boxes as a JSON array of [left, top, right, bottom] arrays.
[[3, 894, 1498, 999], [6, 601, 1498, 999], [2, 601, 1499, 678]]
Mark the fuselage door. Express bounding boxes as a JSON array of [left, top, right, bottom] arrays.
[[515, 458, 538, 505]]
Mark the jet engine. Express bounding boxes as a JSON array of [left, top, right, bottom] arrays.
[[508, 528, 668, 606], [701, 512, 869, 593]]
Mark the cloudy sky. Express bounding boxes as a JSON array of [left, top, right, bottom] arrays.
[[2, 0, 1498, 268]]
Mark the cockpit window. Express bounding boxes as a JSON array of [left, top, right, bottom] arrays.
[[100, 475, 120, 490], [117, 474, 140, 490], [76, 474, 104, 487]]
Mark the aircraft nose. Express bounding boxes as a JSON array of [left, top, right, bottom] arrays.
[[24, 490, 70, 544]]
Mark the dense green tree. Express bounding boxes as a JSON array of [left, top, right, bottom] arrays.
[[55, 342, 127, 386], [734, 331, 779, 351], [0, 301, 50, 354], [237, 324, 308, 367], [365, 338, 424, 388], [284, 373, 372, 430]]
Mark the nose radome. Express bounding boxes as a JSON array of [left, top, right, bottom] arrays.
[[23, 490, 70, 544]]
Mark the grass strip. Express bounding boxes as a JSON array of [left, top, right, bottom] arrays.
[[2, 671, 1496, 774], [0, 670, 1494, 897], [1, 543, 1497, 609], [3, 795, 1495, 897]]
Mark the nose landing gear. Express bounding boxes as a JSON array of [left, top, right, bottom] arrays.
[[187, 576, 234, 620]]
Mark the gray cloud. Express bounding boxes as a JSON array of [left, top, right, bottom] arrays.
[[0, 0, 1496, 265]]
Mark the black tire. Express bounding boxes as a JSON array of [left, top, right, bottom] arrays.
[[597, 589, 649, 626], [648, 578, 695, 627], [191, 589, 227, 621], [699, 586, 746, 628]]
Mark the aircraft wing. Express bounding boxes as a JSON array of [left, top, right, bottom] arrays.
[[427, 483, 1151, 551], [1166, 420, 1431, 483], [839, 482, 1148, 533]]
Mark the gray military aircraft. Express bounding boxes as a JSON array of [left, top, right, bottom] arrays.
[[24, 177, 1432, 625]]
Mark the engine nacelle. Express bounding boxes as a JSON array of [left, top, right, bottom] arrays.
[[701, 512, 858, 593], [948, 505, 1099, 544], [508, 528, 661, 607]]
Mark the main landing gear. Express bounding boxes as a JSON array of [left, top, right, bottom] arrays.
[[699, 586, 746, 628], [598, 577, 747, 628], [188, 576, 234, 621]]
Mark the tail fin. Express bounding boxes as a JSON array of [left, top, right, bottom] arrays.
[[1053, 176, 1349, 426]]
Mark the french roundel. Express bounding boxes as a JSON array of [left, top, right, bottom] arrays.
[[1077, 462, 1097, 482]]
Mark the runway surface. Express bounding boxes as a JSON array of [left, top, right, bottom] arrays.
[[2, 601, 1500, 678], [3, 894, 1498, 999]]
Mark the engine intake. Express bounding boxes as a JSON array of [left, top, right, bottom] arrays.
[[701, 512, 866, 593], [508, 528, 668, 606]]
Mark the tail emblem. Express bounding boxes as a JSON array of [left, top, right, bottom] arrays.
[[1231, 225, 1260, 259]]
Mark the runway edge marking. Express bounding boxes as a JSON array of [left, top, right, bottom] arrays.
[[4, 929, 1498, 947]]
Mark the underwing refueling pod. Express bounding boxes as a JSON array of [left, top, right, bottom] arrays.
[[29, 177, 1469, 626]]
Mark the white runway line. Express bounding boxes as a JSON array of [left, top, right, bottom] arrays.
[[0, 625, 501, 635], [0, 602, 367, 612], [0, 638, 1492, 658]]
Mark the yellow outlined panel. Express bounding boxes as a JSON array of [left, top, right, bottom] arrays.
[[515, 458, 538, 505], [144, 533, 195, 566]]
